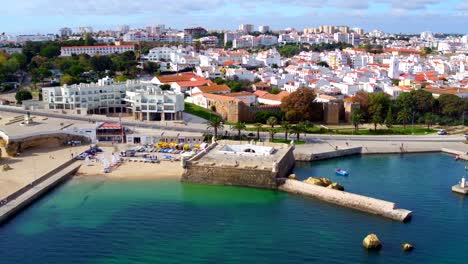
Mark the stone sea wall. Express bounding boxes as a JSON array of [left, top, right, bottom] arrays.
[[294, 147, 362, 161], [278, 179, 412, 222]]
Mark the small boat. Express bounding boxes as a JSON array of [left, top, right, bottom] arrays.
[[335, 168, 349, 176]]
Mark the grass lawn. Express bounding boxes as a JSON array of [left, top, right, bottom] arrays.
[[326, 126, 436, 135], [184, 103, 216, 120], [271, 139, 306, 145]]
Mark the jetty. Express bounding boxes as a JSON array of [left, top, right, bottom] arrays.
[[278, 179, 412, 222], [0, 160, 81, 225]]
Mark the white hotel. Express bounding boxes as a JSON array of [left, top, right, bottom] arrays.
[[60, 45, 135, 57], [42, 77, 184, 121]]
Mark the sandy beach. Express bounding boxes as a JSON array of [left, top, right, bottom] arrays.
[[75, 148, 184, 180]]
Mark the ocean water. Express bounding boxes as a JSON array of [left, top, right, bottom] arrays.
[[0, 153, 467, 263]]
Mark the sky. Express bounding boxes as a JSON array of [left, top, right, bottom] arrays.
[[1, 0, 467, 35]]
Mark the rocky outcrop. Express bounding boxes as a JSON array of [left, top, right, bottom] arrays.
[[402, 243, 414, 252], [327, 182, 345, 191], [363, 234, 382, 250], [303, 177, 344, 191]]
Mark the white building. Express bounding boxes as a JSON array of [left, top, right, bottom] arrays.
[[118, 25, 130, 34], [77, 26, 93, 34], [59, 27, 73, 37], [42, 77, 184, 120], [239, 24, 254, 33], [259, 25, 270, 33], [60, 45, 134, 57], [388, 56, 400, 79], [16, 34, 56, 43]]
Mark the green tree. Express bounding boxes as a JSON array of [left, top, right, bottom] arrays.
[[206, 116, 224, 139], [410, 89, 434, 114], [368, 92, 390, 130], [90, 55, 113, 72], [270, 88, 280, 94], [424, 112, 435, 129], [60, 74, 76, 85], [143, 61, 159, 74], [84, 33, 96, 46], [15, 90, 33, 104], [397, 109, 411, 129], [396, 92, 415, 114], [160, 84, 171, 91], [385, 106, 394, 128], [253, 123, 263, 140], [438, 94, 464, 118], [317, 61, 329, 68], [351, 110, 364, 132], [39, 45, 60, 58], [281, 121, 292, 140], [291, 124, 304, 140], [370, 105, 383, 131], [266, 116, 278, 128], [268, 128, 277, 142], [231, 122, 246, 140]]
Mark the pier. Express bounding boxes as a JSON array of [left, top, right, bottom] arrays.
[[0, 160, 81, 225], [278, 179, 412, 222]]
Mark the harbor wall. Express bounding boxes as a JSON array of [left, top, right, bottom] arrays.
[[0, 160, 80, 225], [278, 179, 412, 222], [294, 147, 362, 161]]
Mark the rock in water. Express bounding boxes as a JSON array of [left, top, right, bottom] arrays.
[[303, 177, 327, 186], [327, 183, 345, 191], [288, 174, 297, 180], [363, 234, 382, 250], [319, 177, 333, 186], [402, 243, 414, 251]]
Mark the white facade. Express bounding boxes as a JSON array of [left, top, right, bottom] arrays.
[[60, 45, 135, 57], [259, 25, 270, 33], [388, 56, 400, 79], [239, 24, 254, 33], [42, 77, 184, 120]]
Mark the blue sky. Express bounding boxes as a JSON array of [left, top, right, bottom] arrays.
[[2, 0, 467, 34]]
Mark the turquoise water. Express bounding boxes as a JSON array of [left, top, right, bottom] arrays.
[[0, 153, 467, 263]]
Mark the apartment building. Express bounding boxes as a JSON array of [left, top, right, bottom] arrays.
[[41, 77, 184, 121], [60, 45, 135, 57]]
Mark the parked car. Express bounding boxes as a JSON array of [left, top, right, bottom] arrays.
[[437, 129, 447, 135], [121, 150, 136, 157]]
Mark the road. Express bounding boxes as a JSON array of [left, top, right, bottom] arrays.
[[0, 105, 465, 143]]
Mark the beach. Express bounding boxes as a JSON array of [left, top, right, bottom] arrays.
[[75, 148, 184, 180], [76, 160, 184, 180]]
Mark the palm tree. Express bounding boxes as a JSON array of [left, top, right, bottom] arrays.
[[298, 121, 312, 137], [281, 121, 292, 140], [351, 111, 364, 132], [266, 116, 278, 128], [291, 124, 303, 141], [253, 123, 263, 140], [231, 122, 246, 140], [397, 109, 411, 129], [424, 112, 435, 129], [268, 128, 277, 142], [206, 116, 224, 139]]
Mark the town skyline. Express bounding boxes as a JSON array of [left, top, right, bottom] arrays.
[[2, 0, 468, 35]]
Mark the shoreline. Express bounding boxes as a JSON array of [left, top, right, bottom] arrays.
[[75, 160, 183, 181]]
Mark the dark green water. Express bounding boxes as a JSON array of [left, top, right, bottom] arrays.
[[0, 153, 467, 263]]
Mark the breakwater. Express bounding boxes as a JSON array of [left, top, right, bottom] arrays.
[[0, 160, 81, 225], [278, 179, 412, 222]]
